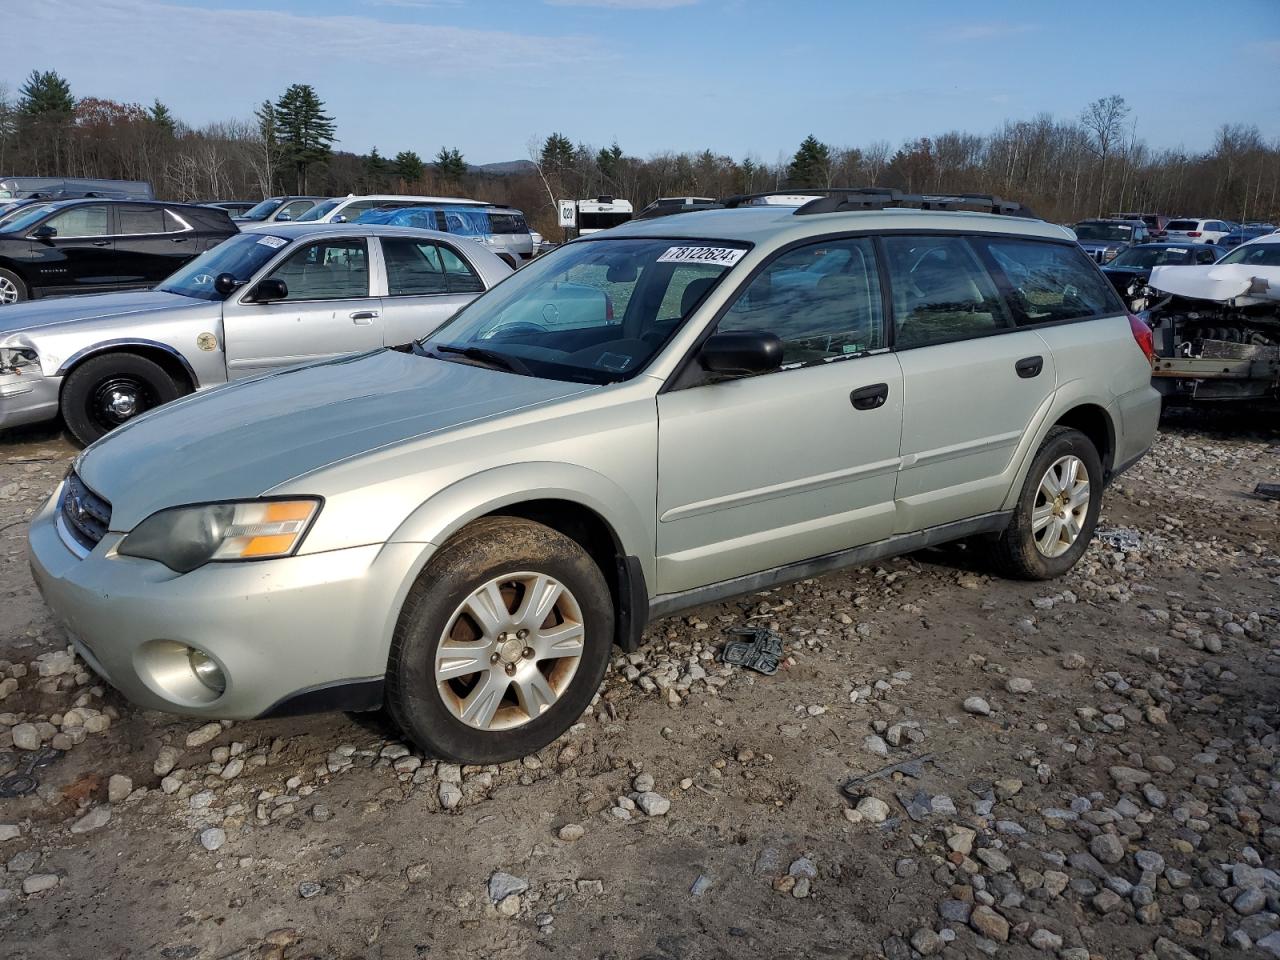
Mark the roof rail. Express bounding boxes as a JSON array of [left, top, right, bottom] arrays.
[[719, 188, 1035, 219]]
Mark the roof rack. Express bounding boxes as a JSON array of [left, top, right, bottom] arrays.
[[720, 188, 1035, 219]]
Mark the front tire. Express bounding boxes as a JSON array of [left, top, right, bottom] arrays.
[[386, 516, 613, 764], [0, 268, 28, 305], [988, 426, 1103, 580], [60, 353, 185, 445]]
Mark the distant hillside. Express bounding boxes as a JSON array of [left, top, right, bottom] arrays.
[[469, 160, 537, 176]]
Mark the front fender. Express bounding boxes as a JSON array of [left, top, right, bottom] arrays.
[[388, 460, 655, 586]]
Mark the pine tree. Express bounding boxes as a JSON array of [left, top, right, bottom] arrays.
[[596, 141, 623, 182], [365, 146, 390, 190], [393, 150, 425, 182], [273, 84, 336, 193], [540, 133, 575, 176], [787, 135, 831, 188], [148, 99, 176, 135], [18, 69, 74, 118], [434, 147, 466, 182]]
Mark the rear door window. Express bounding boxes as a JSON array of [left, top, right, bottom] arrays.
[[438, 244, 485, 294], [117, 205, 166, 235], [881, 235, 1010, 348], [976, 238, 1122, 325], [381, 237, 447, 296]]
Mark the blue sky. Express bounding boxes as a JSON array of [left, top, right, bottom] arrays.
[[8, 0, 1279, 164]]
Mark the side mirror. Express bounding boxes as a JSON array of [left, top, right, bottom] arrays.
[[213, 273, 239, 296], [699, 331, 784, 377], [276, 213, 292, 222], [30, 224, 56, 240], [251, 278, 288, 302], [332, 215, 347, 224]]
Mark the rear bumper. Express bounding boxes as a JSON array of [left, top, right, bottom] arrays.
[[1112, 381, 1162, 474], [27, 485, 431, 719], [0, 371, 60, 432]]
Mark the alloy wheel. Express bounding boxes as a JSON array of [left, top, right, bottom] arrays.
[[0, 276, 18, 305], [434, 572, 585, 731], [1032, 455, 1091, 558]]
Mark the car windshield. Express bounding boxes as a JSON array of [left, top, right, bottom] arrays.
[[156, 233, 290, 301], [421, 237, 748, 385], [1075, 224, 1133, 242], [238, 198, 285, 221], [295, 199, 340, 222], [0, 203, 60, 234], [1110, 246, 1194, 268], [1216, 243, 1280, 268]]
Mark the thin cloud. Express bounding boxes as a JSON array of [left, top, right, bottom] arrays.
[[944, 22, 1039, 42], [362, 0, 465, 7], [1245, 39, 1280, 62], [546, 0, 698, 8]]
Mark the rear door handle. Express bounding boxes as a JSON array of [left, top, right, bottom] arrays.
[[350, 310, 379, 325], [1015, 355, 1043, 379], [171, 236, 191, 243], [91, 240, 110, 247], [850, 382, 889, 410]]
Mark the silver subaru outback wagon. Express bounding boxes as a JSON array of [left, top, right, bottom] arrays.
[[28, 190, 1161, 763]]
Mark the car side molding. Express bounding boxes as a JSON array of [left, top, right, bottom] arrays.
[[646, 511, 1012, 620]]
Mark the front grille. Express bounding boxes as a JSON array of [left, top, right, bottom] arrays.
[[60, 471, 111, 552]]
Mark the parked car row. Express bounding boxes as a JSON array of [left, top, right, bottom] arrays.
[[18, 187, 1161, 763]]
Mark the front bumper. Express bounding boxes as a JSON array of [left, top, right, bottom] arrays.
[[0, 371, 60, 432], [27, 485, 432, 719]]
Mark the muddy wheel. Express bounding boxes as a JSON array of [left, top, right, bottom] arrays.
[[386, 516, 613, 763], [60, 353, 184, 445], [988, 426, 1102, 581]]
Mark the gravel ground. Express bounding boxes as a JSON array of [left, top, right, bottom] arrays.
[[0, 409, 1277, 960]]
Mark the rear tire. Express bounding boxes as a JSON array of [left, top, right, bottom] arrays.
[[988, 426, 1103, 581], [386, 516, 613, 764], [0, 268, 27, 305], [60, 353, 185, 445]]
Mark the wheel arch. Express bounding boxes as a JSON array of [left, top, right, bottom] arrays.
[[1052, 403, 1116, 477], [56, 340, 198, 393], [387, 463, 654, 651], [1001, 392, 1122, 513]]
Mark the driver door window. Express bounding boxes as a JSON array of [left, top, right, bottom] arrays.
[[718, 237, 886, 365], [266, 238, 369, 301], [47, 204, 110, 237]]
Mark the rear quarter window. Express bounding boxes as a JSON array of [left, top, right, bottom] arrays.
[[977, 238, 1123, 325]]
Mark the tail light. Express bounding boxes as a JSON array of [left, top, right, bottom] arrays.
[[1128, 313, 1155, 365], [1186, 231, 1201, 237]]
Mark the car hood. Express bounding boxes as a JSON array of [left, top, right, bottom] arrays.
[[1149, 262, 1280, 306], [1077, 239, 1126, 251], [77, 348, 596, 529], [0, 289, 197, 337]]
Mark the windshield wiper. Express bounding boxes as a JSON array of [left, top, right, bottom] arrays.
[[433, 343, 532, 376]]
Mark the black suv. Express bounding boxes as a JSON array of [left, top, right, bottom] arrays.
[[0, 199, 237, 305]]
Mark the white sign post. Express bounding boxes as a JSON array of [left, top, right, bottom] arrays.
[[557, 200, 577, 228]]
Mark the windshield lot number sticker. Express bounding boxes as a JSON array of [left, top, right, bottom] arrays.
[[257, 235, 288, 248], [657, 246, 746, 267]]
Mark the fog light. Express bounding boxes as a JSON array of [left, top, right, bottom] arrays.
[[188, 648, 226, 694]]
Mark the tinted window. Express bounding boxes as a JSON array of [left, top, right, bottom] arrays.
[[438, 244, 484, 294], [1166, 220, 1199, 231], [48, 204, 110, 237], [882, 235, 1010, 348], [1195, 247, 1219, 264], [382, 238, 447, 296], [117, 205, 165, 235], [719, 238, 885, 365], [163, 209, 191, 232], [488, 213, 528, 234], [267, 238, 369, 300], [979, 238, 1121, 325]]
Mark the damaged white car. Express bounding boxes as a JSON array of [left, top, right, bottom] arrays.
[[1144, 233, 1280, 402]]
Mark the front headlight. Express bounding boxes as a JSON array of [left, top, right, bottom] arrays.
[[1102, 247, 1121, 262], [118, 499, 321, 573], [0, 346, 38, 376]]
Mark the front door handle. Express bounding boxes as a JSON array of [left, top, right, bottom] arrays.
[[850, 382, 889, 410], [171, 236, 191, 243], [1015, 355, 1044, 379], [91, 240, 110, 247], [350, 310, 379, 325]]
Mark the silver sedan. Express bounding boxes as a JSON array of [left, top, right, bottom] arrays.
[[0, 223, 512, 443]]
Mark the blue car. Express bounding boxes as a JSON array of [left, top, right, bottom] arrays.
[[356, 204, 534, 266]]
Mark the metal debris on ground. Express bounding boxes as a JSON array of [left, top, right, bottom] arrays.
[[1095, 526, 1143, 551], [719, 627, 784, 675], [0, 746, 63, 798], [840, 754, 935, 796], [1254, 482, 1280, 502], [896, 789, 936, 822]]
